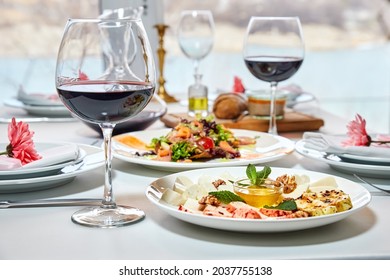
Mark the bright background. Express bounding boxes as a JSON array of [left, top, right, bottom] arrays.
[[1, 0, 389, 133]]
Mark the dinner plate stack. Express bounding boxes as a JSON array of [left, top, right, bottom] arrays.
[[295, 133, 390, 178], [2, 87, 71, 117], [0, 142, 104, 193]]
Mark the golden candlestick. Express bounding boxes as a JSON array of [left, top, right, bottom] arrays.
[[154, 24, 178, 103]]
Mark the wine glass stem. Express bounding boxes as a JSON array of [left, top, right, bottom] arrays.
[[268, 81, 278, 135], [101, 123, 116, 209], [193, 59, 200, 80]]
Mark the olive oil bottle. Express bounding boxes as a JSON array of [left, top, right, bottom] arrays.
[[188, 74, 208, 118]]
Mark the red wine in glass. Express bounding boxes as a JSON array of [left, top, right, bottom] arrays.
[[57, 80, 154, 123], [55, 16, 156, 228], [243, 17, 304, 135], [244, 56, 303, 82]]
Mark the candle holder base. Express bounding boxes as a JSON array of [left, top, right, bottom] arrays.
[[158, 87, 178, 103], [155, 24, 178, 103]]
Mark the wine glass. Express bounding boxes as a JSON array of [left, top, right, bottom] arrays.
[[177, 10, 214, 117], [55, 15, 156, 228], [243, 17, 304, 135]]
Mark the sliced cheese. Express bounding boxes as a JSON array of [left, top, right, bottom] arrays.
[[181, 198, 202, 213], [161, 188, 185, 206], [182, 184, 208, 200], [173, 176, 194, 194]]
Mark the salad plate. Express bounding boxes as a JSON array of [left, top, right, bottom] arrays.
[[3, 98, 71, 117], [112, 129, 295, 171], [0, 144, 104, 193], [295, 140, 390, 178], [0, 142, 86, 180], [146, 166, 371, 232]]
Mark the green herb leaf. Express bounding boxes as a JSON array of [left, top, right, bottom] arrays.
[[209, 190, 246, 204], [246, 164, 257, 185], [264, 200, 297, 211], [255, 166, 272, 185], [245, 164, 272, 186]]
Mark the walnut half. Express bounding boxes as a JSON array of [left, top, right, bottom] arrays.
[[276, 174, 297, 194]]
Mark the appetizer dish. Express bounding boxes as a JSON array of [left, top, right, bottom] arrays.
[[160, 164, 353, 220]]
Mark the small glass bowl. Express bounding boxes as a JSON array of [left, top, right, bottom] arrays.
[[233, 178, 283, 208], [246, 90, 287, 119]]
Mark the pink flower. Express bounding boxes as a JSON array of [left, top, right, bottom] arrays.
[[342, 114, 390, 147], [342, 114, 371, 146], [5, 118, 41, 165]]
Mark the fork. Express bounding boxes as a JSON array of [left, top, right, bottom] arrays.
[[353, 174, 390, 193]]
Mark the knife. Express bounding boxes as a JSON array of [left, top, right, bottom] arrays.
[[0, 198, 102, 209]]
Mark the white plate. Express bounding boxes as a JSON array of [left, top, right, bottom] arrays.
[[338, 153, 390, 165], [0, 143, 86, 180], [295, 140, 390, 178], [112, 129, 295, 171], [17, 88, 63, 107], [3, 98, 70, 117], [286, 92, 316, 108], [146, 166, 371, 232], [0, 144, 104, 193]]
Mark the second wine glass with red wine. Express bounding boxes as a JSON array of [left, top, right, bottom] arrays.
[[55, 14, 156, 228], [243, 17, 305, 135]]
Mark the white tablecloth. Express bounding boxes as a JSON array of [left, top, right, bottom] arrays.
[[0, 103, 389, 260]]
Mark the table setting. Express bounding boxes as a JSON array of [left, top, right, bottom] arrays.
[[0, 7, 389, 261]]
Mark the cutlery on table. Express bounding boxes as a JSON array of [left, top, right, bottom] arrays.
[[0, 198, 102, 209], [353, 174, 390, 194]]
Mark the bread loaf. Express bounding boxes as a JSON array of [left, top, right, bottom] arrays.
[[213, 93, 247, 119]]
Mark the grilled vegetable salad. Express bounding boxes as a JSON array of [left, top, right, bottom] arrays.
[[149, 118, 255, 162]]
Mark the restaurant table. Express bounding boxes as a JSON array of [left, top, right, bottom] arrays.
[[0, 102, 389, 260]]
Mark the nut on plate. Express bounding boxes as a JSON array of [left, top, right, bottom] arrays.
[[212, 93, 248, 119]]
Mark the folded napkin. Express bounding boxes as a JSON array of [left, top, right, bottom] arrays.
[[0, 143, 80, 171], [302, 132, 390, 158], [21, 143, 80, 169], [0, 157, 22, 170]]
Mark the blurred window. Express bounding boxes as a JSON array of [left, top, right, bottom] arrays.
[[1, 0, 389, 58], [163, 0, 390, 54], [0, 0, 99, 58]]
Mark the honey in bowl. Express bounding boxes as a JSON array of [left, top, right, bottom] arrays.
[[233, 178, 282, 208]]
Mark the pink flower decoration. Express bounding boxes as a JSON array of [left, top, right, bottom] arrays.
[[342, 114, 371, 146], [342, 114, 390, 147], [6, 118, 41, 165]]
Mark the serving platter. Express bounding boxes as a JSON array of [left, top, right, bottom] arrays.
[[112, 129, 295, 171], [146, 166, 371, 232]]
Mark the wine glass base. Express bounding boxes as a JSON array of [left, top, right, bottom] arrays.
[[71, 205, 145, 228]]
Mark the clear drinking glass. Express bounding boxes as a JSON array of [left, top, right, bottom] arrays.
[[243, 17, 305, 135], [178, 10, 214, 117], [55, 14, 156, 228]]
